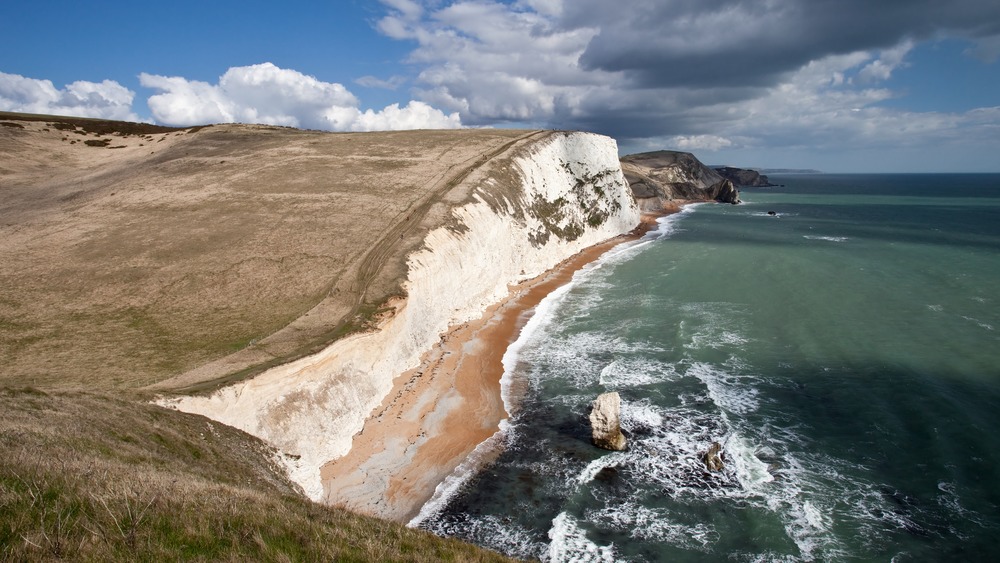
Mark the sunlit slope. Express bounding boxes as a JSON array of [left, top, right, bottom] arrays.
[[0, 112, 537, 392]]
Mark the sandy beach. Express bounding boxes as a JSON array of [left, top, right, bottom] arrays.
[[320, 211, 674, 523]]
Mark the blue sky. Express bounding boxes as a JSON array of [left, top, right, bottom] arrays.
[[2, 0, 999, 172]]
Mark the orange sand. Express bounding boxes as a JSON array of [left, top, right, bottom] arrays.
[[320, 211, 672, 522]]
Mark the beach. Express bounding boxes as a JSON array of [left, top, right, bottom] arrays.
[[319, 211, 669, 522]]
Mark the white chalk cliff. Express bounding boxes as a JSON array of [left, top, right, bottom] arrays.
[[162, 132, 640, 499]]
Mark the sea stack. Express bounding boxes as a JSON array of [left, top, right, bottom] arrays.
[[589, 392, 627, 451], [703, 442, 725, 472]]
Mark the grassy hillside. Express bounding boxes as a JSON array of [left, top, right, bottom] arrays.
[[0, 113, 528, 561], [0, 388, 514, 562], [0, 111, 542, 393]]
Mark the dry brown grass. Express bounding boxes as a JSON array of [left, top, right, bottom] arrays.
[[0, 112, 542, 393], [0, 388, 518, 562]]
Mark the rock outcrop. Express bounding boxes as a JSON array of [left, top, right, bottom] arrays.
[[708, 178, 741, 204], [714, 166, 776, 187], [702, 441, 725, 472], [621, 150, 740, 210], [589, 392, 627, 451]]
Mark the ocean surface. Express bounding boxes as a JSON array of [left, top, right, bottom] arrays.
[[417, 174, 1000, 561]]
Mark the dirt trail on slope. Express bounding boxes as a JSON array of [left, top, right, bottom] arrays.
[[0, 112, 547, 392], [158, 130, 552, 394], [350, 130, 549, 309]]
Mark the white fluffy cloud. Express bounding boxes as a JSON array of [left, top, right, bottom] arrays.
[[0, 71, 139, 121], [379, 1, 609, 126], [140, 62, 461, 131]]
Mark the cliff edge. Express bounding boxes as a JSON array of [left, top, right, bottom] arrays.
[[621, 150, 741, 209], [714, 166, 776, 187], [163, 131, 641, 499]]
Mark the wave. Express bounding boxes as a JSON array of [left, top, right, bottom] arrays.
[[501, 207, 703, 404], [548, 512, 616, 563], [408, 419, 513, 527], [802, 235, 849, 242]]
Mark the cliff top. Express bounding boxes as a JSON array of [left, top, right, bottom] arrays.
[[0, 112, 550, 394]]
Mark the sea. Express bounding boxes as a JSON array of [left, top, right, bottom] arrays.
[[416, 173, 1000, 562]]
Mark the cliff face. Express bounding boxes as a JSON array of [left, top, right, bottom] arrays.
[[163, 132, 640, 499], [621, 150, 741, 209], [714, 166, 775, 187]]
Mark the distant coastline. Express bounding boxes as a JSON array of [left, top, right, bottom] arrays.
[[758, 168, 823, 174]]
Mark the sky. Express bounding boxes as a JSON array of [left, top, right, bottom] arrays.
[[2, 0, 999, 172]]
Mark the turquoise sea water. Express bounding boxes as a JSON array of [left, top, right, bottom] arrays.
[[419, 174, 1000, 561]]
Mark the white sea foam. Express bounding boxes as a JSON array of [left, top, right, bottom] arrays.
[[576, 452, 628, 486], [521, 330, 672, 390], [499, 212, 685, 410], [679, 302, 750, 351], [597, 357, 680, 387], [604, 363, 861, 560], [621, 398, 665, 429], [787, 502, 835, 561], [803, 235, 849, 242], [586, 501, 718, 550], [502, 208, 705, 399], [961, 316, 994, 331], [689, 362, 760, 416], [547, 512, 616, 563], [426, 513, 547, 560], [689, 330, 749, 350], [727, 433, 775, 491], [500, 280, 576, 410], [408, 419, 512, 528], [649, 204, 701, 239], [937, 481, 989, 529]]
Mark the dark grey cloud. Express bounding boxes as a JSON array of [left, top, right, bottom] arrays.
[[377, 0, 1000, 164], [567, 0, 1000, 88]]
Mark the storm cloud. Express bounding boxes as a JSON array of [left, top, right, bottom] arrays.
[[569, 0, 1000, 87], [377, 0, 1000, 163]]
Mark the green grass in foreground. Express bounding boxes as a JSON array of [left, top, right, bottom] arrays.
[[0, 388, 517, 562]]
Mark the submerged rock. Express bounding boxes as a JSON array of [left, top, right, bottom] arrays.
[[702, 441, 725, 472], [589, 392, 627, 451]]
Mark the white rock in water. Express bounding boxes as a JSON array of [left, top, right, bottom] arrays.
[[589, 392, 627, 451]]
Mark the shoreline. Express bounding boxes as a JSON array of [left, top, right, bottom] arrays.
[[319, 209, 679, 523]]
